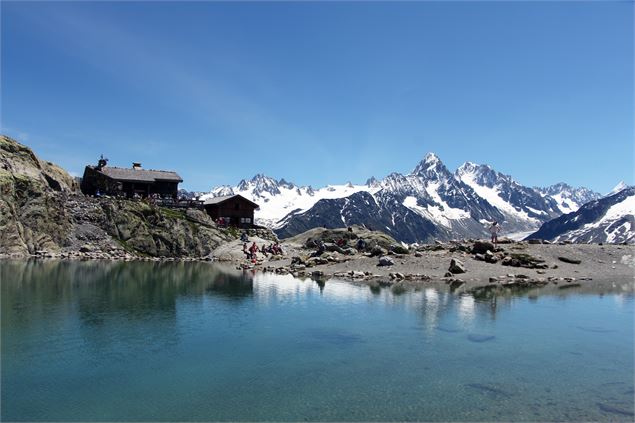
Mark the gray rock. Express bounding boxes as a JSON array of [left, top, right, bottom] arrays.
[[378, 256, 395, 266], [370, 245, 388, 257], [558, 256, 581, 264], [472, 241, 495, 254], [390, 244, 410, 255], [448, 258, 466, 274]]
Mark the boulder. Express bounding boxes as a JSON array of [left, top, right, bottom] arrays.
[[472, 241, 495, 255], [484, 250, 498, 263], [448, 258, 466, 274], [323, 242, 346, 254], [378, 256, 394, 267], [390, 244, 410, 255], [558, 256, 581, 265], [370, 245, 388, 257]]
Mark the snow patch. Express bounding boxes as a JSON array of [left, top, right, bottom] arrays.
[[403, 195, 469, 228], [460, 172, 539, 223]]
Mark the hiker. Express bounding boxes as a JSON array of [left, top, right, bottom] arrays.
[[242, 243, 250, 259], [356, 238, 366, 251], [489, 221, 501, 246], [240, 232, 249, 242], [249, 242, 259, 258], [310, 240, 325, 258]]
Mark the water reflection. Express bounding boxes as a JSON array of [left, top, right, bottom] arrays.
[[1, 260, 633, 422], [1, 260, 254, 329]]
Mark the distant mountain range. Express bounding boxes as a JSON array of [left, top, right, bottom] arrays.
[[528, 187, 634, 244], [196, 153, 635, 244]]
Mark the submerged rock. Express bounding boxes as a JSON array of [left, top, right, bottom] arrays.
[[467, 334, 496, 343]]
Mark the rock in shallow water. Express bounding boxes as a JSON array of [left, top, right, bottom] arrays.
[[467, 334, 496, 343]]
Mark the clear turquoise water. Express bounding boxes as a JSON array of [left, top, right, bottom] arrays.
[[1, 260, 633, 421]]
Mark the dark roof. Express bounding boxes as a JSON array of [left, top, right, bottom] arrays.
[[94, 166, 183, 183], [203, 194, 259, 209]]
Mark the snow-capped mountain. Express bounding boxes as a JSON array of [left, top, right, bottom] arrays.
[[456, 162, 562, 226], [203, 153, 607, 243], [200, 174, 376, 228], [606, 181, 628, 197], [535, 182, 602, 214], [527, 187, 635, 244]]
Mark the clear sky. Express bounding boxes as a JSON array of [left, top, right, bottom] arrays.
[[2, 1, 633, 193]]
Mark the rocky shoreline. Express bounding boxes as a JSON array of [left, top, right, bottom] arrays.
[[2, 232, 633, 293], [226, 229, 635, 291]]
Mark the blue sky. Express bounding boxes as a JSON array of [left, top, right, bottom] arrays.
[[1, 1, 633, 193]]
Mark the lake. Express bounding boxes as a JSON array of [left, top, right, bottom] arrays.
[[1, 260, 633, 421]]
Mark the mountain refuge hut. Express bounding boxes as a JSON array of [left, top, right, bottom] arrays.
[[203, 195, 260, 228], [81, 157, 183, 199]]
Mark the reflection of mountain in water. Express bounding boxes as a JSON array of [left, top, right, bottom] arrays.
[[412, 281, 634, 331]]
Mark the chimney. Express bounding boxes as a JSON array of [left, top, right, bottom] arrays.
[[132, 162, 142, 170]]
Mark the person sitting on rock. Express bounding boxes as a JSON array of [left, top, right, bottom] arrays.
[[249, 242, 259, 259], [310, 240, 325, 258], [356, 238, 366, 251]]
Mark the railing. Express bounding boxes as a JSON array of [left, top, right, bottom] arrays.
[[152, 198, 204, 209]]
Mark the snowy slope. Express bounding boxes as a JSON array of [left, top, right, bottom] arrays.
[[536, 182, 602, 214], [201, 174, 380, 228], [456, 162, 562, 234], [527, 187, 635, 244]]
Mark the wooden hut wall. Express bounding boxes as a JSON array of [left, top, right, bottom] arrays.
[[80, 167, 121, 196], [205, 198, 257, 227]]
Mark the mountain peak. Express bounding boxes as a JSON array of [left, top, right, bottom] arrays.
[[607, 181, 628, 196], [366, 176, 379, 187], [424, 152, 440, 163], [412, 153, 450, 179], [235, 174, 281, 196], [278, 178, 295, 189]]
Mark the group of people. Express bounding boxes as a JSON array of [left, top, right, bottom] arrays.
[[242, 241, 284, 261]]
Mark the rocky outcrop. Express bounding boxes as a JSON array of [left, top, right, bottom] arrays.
[[0, 136, 239, 258], [0, 136, 78, 255]]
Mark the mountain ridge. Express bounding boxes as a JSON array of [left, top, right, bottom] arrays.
[[203, 153, 607, 243]]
